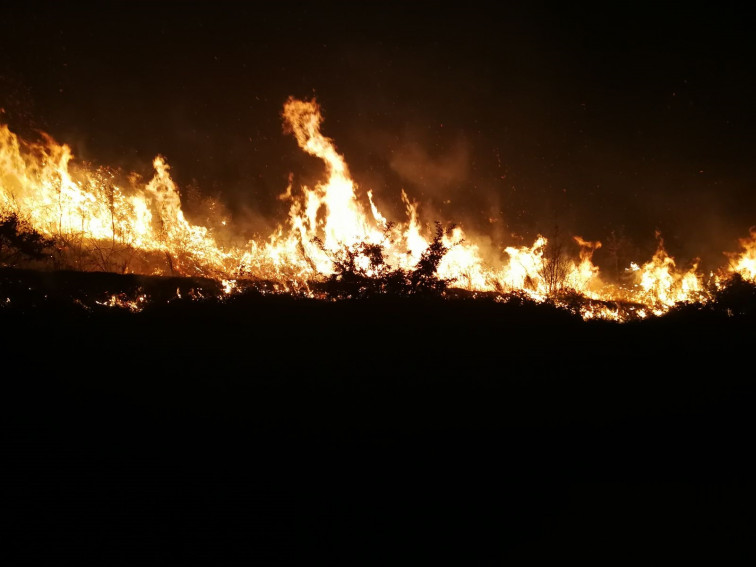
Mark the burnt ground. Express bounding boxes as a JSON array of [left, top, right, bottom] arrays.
[[2, 268, 755, 564]]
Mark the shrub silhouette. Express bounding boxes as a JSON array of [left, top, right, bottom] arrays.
[[0, 212, 55, 267], [314, 221, 456, 299], [712, 272, 756, 318], [407, 222, 456, 295]]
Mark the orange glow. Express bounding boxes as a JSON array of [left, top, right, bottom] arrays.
[[728, 226, 756, 282], [1, 97, 752, 320]]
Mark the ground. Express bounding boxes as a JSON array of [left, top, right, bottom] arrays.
[[2, 270, 755, 563]]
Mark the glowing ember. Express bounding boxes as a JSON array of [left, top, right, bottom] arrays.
[[95, 292, 148, 313], [1, 97, 753, 321]]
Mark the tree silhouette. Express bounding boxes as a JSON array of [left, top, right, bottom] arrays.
[[539, 225, 570, 295]]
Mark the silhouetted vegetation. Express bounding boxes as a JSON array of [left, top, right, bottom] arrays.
[[3, 247, 754, 567], [657, 272, 756, 323], [0, 211, 55, 267], [313, 221, 456, 299], [539, 225, 571, 295], [3, 255, 755, 326], [713, 272, 756, 319]]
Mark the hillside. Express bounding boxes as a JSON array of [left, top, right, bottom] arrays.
[[2, 267, 755, 563]]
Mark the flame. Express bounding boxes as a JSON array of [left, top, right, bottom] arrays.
[[0, 123, 233, 277], [728, 226, 756, 282], [628, 232, 706, 312], [1, 97, 753, 321]]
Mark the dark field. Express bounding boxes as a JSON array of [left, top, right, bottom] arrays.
[[2, 268, 755, 563]]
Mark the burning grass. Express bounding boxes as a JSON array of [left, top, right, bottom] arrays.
[[2, 97, 756, 321]]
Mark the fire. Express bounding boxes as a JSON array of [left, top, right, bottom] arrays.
[[1, 96, 754, 321], [627, 232, 706, 314], [728, 226, 756, 282], [0, 123, 234, 277], [95, 292, 148, 313]]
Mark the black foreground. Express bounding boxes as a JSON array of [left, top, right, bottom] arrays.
[[2, 268, 755, 564]]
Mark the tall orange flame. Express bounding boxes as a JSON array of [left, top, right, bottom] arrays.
[[1, 97, 753, 320]]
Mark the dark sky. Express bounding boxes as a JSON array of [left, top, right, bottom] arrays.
[[1, 1, 754, 270]]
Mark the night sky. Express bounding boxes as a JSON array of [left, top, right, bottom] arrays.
[[1, 1, 754, 272]]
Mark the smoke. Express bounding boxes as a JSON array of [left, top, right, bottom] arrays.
[[389, 135, 471, 198]]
